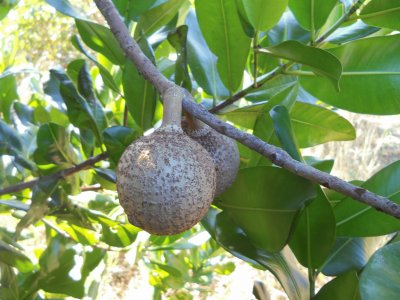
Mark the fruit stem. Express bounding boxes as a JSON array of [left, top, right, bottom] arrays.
[[161, 86, 185, 127]]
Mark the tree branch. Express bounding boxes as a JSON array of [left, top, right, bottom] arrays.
[[94, 0, 400, 219], [0, 153, 108, 196]]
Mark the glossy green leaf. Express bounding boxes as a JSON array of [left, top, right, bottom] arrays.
[[45, 0, 86, 20], [289, 0, 337, 30], [135, 0, 186, 38], [335, 161, 400, 236], [289, 188, 336, 269], [360, 242, 400, 299], [268, 11, 310, 46], [0, 263, 19, 300], [0, 120, 22, 156], [241, 0, 288, 31], [77, 61, 108, 133], [327, 20, 380, 44], [321, 237, 386, 276], [71, 35, 120, 93], [168, 25, 192, 90], [16, 179, 60, 237], [301, 35, 400, 114], [13, 102, 34, 125], [270, 105, 302, 161], [290, 102, 356, 148], [216, 167, 314, 252], [81, 208, 140, 247], [196, 0, 251, 92], [0, 240, 34, 272], [304, 156, 334, 173], [37, 235, 105, 298], [51, 68, 103, 143], [213, 211, 309, 300], [55, 223, 98, 246], [314, 271, 361, 300], [33, 123, 75, 166], [103, 126, 138, 165], [260, 41, 342, 90], [76, 19, 125, 65], [185, 9, 229, 97], [113, 0, 157, 21], [0, 75, 19, 123], [360, 0, 400, 31], [122, 38, 157, 132]]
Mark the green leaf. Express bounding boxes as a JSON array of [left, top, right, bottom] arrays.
[[260, 41, 342, 91], [216, 167, 314, 252], [314, 271, 361, 300], [289, 0, 337, 30], [103, 126, 138, 165], [360, 0, 400, 31], [135, 0, 186, 38], [0, 240, 34, 272], [0, 120, 22, 155], [122, 38, 157, 132], [0, 75, 19, 123], [45, 0, 86, 20], [16, 179, 60, 237], [360, 242, 400, 299], [71, 35, 120, 93], [196, 0, 251, 92], [289, 188, 336, 269], [290, 102, 356, 148], [56, 223, 98, 246], [81, 208, 140, 247], [185, 9, 229, 97], [321, 237, 386, 276], [327, 20, 380, 44], [77, 61, 108, 133], [113, 0, 157, 21], [168, 25, 192, 91], [13, 102, 34, 125], [270, 105, 302, 161], [37, 235, 105, 298], [33, 123, 75, 166], [335, 161, 400, 236], [51, 68, 103, 143], [301, 35, 400, 114], [268, 11, 310, 46], [213, 211, 309, 300], [75, 19, 125, 65], [241, 0, 288, 31]]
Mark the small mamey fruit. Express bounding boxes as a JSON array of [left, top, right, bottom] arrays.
[[116, 87, 216, 235], [183, 117, 240, 196]]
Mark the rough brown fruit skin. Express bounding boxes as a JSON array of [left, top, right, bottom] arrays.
[[184, 123, 240, 196], [116, 125, 216, 235]]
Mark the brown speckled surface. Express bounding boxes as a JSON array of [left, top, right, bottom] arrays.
[[184, 123, 240, 196], [116, 125, 216, 235]]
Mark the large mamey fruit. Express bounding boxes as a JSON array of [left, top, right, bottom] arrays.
[[183, 117, 240, 196], [116, 87, 216, 235]]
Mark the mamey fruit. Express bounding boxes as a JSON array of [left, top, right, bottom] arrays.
[[116, 87, 216, 235], [183, 117, 240, 196]]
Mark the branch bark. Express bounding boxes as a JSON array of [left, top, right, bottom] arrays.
[[0, 153, 107, 196], [93, 0, 400, 219]]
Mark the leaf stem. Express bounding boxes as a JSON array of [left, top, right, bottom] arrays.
[[253, 30, 260, 88]]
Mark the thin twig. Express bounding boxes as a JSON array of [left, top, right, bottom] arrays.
[[0, 153, 108, 196], [93, 0, 400, 219]]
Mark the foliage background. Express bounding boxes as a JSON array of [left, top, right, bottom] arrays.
[[1, 0, 400, 299]]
